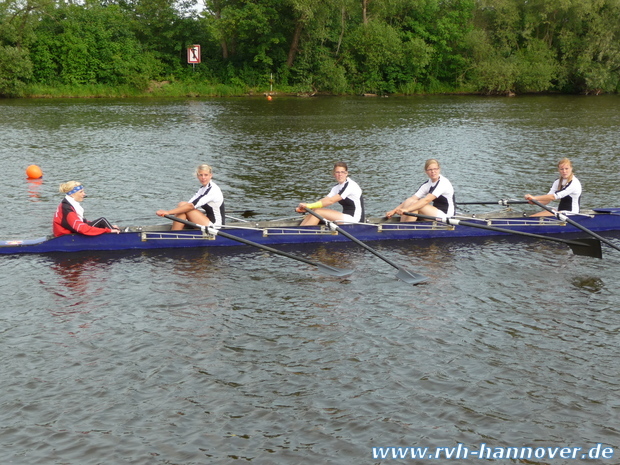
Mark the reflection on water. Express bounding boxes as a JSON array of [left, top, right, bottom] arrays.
[[26, 178, 44, 202], [47, 254, 111, 316]]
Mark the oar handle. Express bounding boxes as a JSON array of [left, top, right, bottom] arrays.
[[457, 200, 530, 205]]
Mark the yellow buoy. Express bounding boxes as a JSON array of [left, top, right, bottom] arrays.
[[26, 165, 43, 179]]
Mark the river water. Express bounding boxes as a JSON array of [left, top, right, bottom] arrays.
[[1, 95, 619, 464]]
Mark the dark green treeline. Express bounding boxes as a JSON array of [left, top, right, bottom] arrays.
[[1, 0, 619, 97]]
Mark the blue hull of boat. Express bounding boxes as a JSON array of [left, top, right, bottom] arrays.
[[1, 209, 619, 255]]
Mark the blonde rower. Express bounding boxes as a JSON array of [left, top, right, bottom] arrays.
[[525, 158, 582, 217], [156, 164, 225, 229], [386, 159, 455, 222], [53, 181, 120, 237]]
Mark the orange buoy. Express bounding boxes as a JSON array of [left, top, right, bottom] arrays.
[[267, 95, 272, 101], [26, 165, 43, 179]]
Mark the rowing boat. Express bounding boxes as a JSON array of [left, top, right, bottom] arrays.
[[1, 208, 619, 255]]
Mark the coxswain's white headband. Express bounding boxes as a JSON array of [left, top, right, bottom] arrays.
[[67, 185, 84, 196]]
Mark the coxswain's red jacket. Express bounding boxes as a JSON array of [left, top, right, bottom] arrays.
[[53, 199, 111, 237]]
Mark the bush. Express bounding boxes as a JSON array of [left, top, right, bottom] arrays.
[[0, 46, 33, 97]]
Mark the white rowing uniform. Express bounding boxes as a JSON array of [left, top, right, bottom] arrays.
[[413, 176, 455, 217], [327, 177, 364, 222], [189, 181, 225, 226], [548, 176, 581, 213]]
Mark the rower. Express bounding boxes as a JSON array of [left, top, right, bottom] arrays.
[[156, 164, 225, 230], [296, 162, 365, 226], [524, 158, 582, 217], [386, 159, 455, 222]]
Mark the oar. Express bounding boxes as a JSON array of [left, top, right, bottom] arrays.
[[527, 198, 620, 253], [403, 212, 602, 259], [164, 215, 353, 277], [457, 200, 530, 206], [303, 209, 428, 285]]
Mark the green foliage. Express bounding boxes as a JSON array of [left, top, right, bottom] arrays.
[[315, 59, 349, 94], [474, 0, 620, 94], [7, 0, 620, 96], [474, 55, 519, 94], [554, 0, 620, 93], [0, 45, 33, 97], [30, 4, 162, 89], [343, 21, 432, 94], [0, 0, 56, 49], [514, 39, 559, 92], [204, 0, 290, 67]]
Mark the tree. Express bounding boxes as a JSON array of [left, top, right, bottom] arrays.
[[0, 45, 33, 96], [0, 0, 57, 49], [285, 0, 323, 68], [554, 0, 620, 92], [514, 39, 559, 92], [30, 3, 161, 88]]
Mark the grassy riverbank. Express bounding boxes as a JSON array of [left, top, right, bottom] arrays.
[[22, 80, 479, 99], [23, 81, 258, 98]]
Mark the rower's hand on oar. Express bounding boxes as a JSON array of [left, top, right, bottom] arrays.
[[387, 208, 404, 217], [296, 203, 307, 213], [155, 209, 169, 217], [110, 226, 121, 234], [524, 194, 545, 206]]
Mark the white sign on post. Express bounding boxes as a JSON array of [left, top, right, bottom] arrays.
[[187, 45, 201, 64]]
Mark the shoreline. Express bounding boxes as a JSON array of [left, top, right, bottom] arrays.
[[15, 82, 613, 100]]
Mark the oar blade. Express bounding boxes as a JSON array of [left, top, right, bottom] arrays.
[[317, 263, 354, 277], [528, 198, 620, 253], [567, 238, 602, 259], [396, 268, 429, 286]]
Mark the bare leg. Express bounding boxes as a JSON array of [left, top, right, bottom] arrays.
[[530, 210, 554, 217], [402, 204, 447, 222], [186, 209, 213, 226], [170, 212, 187, 230], [300, 208, 344, 226], [400, 212, 419, 222], [169, 202, 212, 230]]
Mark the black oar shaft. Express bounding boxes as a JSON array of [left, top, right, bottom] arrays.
[[303, 209, 428, 285], [457, 200, 530, 205], [527, 198, 620, 253], [403, 212, 602, 258], [405, 213, 587, 246], [164, 215, 353, 277]]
